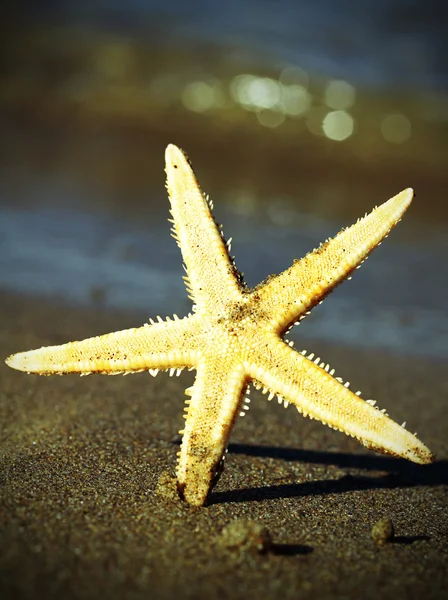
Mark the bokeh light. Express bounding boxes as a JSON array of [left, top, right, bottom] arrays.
[[280, 84, 310, 116], [381, 113, 412, 144], [279, 65, 309, 87], [322, 110, 354, 141], [256, 109, 285, 128], [324, 80, 355, 110], [230, 75, 281, 111], [181, 80, 224, 112]]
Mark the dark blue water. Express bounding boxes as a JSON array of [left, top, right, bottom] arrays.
[[1, 200, 446, 358], [23, 0, 448, 88]]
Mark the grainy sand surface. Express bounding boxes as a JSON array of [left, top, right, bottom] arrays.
[[1, 292, 447, 600]]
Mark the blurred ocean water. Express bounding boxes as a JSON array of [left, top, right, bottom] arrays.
[[17, 0, 447, 88], [0, 203, 446, 358], [1, 0, 446, 358]]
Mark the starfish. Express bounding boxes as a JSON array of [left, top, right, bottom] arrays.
[[6, 144, 434, 506]]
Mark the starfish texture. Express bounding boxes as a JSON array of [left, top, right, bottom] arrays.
[[6, 144, 434, 506]]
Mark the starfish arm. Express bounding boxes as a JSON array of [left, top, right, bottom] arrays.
[[247, 336, 434, 464], [256, 188, 413, 333], [176, 356, 246, 506], [165, 144, 242, 309], [5, 316, 199, 375]]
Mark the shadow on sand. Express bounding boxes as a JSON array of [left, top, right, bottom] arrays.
[[203, 443, 447, 505]]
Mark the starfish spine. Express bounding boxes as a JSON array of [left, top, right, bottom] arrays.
[[5, 144, 434, 506]]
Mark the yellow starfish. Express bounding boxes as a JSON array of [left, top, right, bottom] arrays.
[[5, 144, 434, 506]]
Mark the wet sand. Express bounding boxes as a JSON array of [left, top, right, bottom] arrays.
[[0, 291, 447, 600]]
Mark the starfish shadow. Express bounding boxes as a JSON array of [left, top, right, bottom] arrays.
[[206, 443, 448, 505], [271, 543, 313, 556], [392, 535, 430, 545]]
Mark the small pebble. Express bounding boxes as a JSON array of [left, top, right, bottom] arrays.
[[371, 516, 394, 546], [154, 470, 180, 502], [220, 519, 272, 554]]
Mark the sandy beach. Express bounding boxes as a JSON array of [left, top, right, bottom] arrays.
[[1, 291, 446, 600]]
